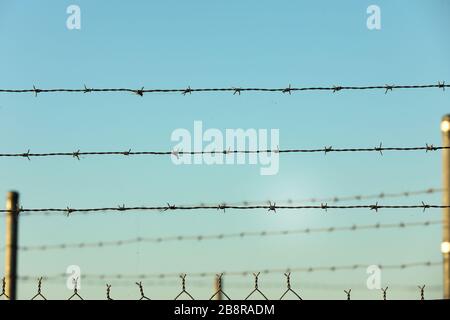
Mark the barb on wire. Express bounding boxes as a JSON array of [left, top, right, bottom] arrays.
[[375, 142, 383, 155], [0, 277, 9, 299], [233, 87, 241, 95], [1, 144, 450, 160], [136, 282, 150, 300], [282, 84, 292, 94], [210, 274, 231, 300], [1, 202, 448, 216], [9, 220, 440, 252], [31, 277, 47, 300], [381, 286, 388, 300], [174, 274, 194, 300], [385, 84, 394, 94], [418, 285, 425, 300], [68, 278, 83, 300], [134, 87, 145, 97], [182, 86, 193, 95], [1, 82, 448, 96], [106, 284, 113, 300], [344, 289, 351, 300], [245, 273, 268, 300], [279, 272, 302, 300]]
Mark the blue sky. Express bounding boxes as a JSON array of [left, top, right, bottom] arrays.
[[0, 0, 449, 299]]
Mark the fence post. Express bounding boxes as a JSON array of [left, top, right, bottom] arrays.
[[5, 191, 19, 300], [214, 276, 222, 300], [441, 115, 450, 299]]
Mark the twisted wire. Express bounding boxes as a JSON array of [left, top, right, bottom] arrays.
[[0, 82, 447, 96], [0, 144, 448, 160], [9, 220, 440, 253]]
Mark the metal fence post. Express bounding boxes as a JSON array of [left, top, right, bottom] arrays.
[[214, 276, 222, 300], [5, 191, 19, 300], [441, 115, 450, 299]]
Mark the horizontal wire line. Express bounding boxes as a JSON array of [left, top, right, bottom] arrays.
[[18, 261, 441, 281], [0, 202, 447, 215], [3, 187, 441, 217], [176, 187, 443, 208], [0, 144, 448, 159], [0, 82, 448, 96], [225, 187, 443, 206], [8, 220, 440, 252]]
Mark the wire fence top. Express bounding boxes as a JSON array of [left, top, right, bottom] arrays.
[[0, 201, 448, 215], [0, 82, 447, 96], [0, 143, 448, 160], [3, 275, 437, 300]]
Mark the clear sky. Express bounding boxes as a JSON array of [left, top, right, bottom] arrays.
[[0, 0, 449, 300]]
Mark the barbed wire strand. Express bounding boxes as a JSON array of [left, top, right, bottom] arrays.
[[418, 285, 426, 300], [2, 202, 448, 216], [219, 187, 443, 206], [210, 273, 231, 300], [174, 274, 194, 300], [0, 277, 9, 299], [136, 281, 150, 300], [279, 272, 302, 300], [68, 278, 84, 300], [245, 273, 268, 300], [0, 144, 448, 160], [30, 277, 47, 300], [0, 82, 448, 96], [9, 220, 440, 253], [6, 187, 442, 218], [19, 261, 440, 282]]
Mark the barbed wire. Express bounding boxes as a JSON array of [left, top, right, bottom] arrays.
[[4, 273, 433, 300], [68, 278, 83, 300], [174, 274, 194, 300], [0, 143, 448, 160], [6, 220, 440, 253], [217, 187, 443, 206], [210, 274, 230, 300], [30, 278, 46, 300], [344, 289, 352, 300], [17, 276, 443, 293], [17, 261, 440, 282], [381, 286, 389, 300], [1, 202, 448, 216], [0, 82, 447, 96], [418, 285, 426, 300], [136, 281, 150, 300], [106, 284, 113, 300], [0, 277, 9, 299], [279, 272, 302, 300], [4, 187, 441, 218], [245, 273, 268, 300]]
